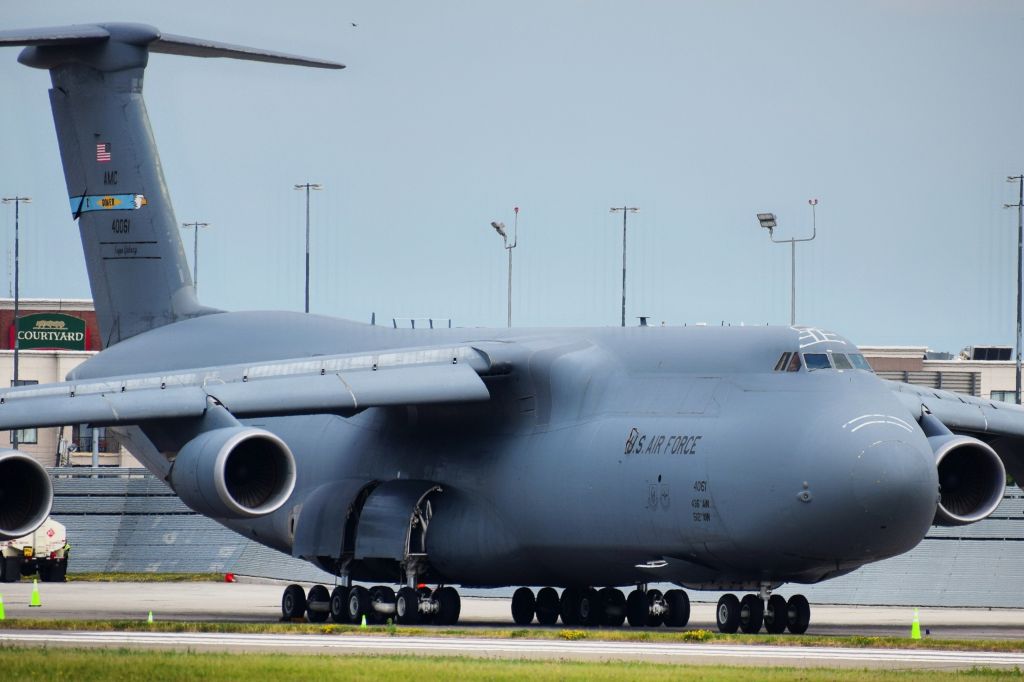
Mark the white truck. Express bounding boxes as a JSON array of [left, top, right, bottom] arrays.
[[0, 517, 69, 582]]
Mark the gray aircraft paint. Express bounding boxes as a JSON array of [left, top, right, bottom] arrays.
[[0, 23, 1021, 596]]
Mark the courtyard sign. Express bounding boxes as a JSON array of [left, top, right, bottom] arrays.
[[12, 313, 88, 351]]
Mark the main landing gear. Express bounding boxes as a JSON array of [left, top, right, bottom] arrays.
[[280, 582, 461, 625], [510, 586, 691, 628], [714, 590, 810, 635]]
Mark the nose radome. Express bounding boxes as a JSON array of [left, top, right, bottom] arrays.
[[850, 439, 937, 552]]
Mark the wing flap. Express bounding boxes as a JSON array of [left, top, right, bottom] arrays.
[[0, 386, 208, 430]]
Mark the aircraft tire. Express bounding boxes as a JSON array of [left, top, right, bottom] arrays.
[[435, 586, 461, 625], [559, 587, 582, 626], [511, 587, 536, 625], [739, 594, 764, 634], [626, 589, 647, 627], [764, 594, 788, 634], [417, 587, 436, 625], [599, 587, 626, 626], [663, 589, 690, 628], [646, 588, 665, 627], [786, 594, 811, 635], [281, 583, 307, 620], [369, 586, 395, 624], [535, 587, 560, 625], [306, 584, 330, 623], [716, 593, 741, 634], [396, 586, 421, 625], [346, 585, 371, 623], [329, 586, 350, 623], [577, 587, 601, 626]]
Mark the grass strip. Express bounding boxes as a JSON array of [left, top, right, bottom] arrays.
[[64, 572, 225, 583], [2, 618, 1024, 653], [0, 646, 1019, 681]]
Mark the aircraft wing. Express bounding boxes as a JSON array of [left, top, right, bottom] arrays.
[[0, 344, 509, 430], [886, 379, 1024, 482]]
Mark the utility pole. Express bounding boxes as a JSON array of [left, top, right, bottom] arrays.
[[181, 221, 210, 293], [1005, 175, 1023, 405], [610, 206, 639, 327], [489, 207, 519, 327], [294, 183, 322, 313], [757, 199, 818, 326], [2, 195, 30, 449]]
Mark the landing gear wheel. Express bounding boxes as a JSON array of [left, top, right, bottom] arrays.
[[511, 587, 536, 625], [577, 588, 601, 626], [281, 583, 307, 620], [396, 586, 421, 625], [369, 586, 395, 624], [435, 586, 461, 625], [739, 594, 764, 634], [786, 594, 811, 635], [599, 588, 626, 627], [306, 584, 330, 623], [764, 594, 788, 634], [646, 588, 664, 627], [626, 589, 648, 627], [535, 587, 560, 625], [559, 587, 581, 626], [716, 593, 740, 634], [329, 586, 350, 623], [416, 587, 435, 625], [346, 585, 371, 624], [663, 589, 690, 628]]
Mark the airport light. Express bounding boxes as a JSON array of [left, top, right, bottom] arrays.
[[610, 206, 639, 327], [181, 221, 210, 294], [294, 182, 322, 314], [1005, 175, 1023, 405], [2, 195, 30, 449], [490, 207, 519, 328], [758, 199, 818, 326]]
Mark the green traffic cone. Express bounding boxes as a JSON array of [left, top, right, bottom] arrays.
[[28, 579, 41, 607], [0, 593, 5, 620], [147, 611, 154, 624], [910, 608, 921, 640], [360, 614, 367, 628]]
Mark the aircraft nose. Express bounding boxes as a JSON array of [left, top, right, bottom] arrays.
[[846, 438, 938, 556]]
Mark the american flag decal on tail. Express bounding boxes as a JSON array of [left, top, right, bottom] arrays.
[[96, 142, 111, 162]]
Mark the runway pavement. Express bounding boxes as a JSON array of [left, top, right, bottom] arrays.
[[1, 630, 1024, 670], [1, 580, 1024, 669]]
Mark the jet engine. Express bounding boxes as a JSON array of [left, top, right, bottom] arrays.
[[0, 450, 53, 541], [930, 434, 1006, 526], [170, 426, 296, 519]]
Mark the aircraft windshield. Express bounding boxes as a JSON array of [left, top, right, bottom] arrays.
[[832, 353, 853, 370], [803, 353, 832, 371], [849, 354, 873, 371]]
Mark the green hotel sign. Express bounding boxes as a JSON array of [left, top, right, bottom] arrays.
[[14, 313, 87, 351]]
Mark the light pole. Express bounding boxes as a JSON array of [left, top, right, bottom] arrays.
[[2, 195, 30, 449], [294, 182, 322, 313], [181, 221, 209, 293], [490, 207, 519, 327], [1005, 176, 1023, 405], [758, 199, 818, 326], [610, 206, 639, 327]]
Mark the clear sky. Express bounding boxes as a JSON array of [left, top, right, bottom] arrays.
[[1, 1, 1022, 353]]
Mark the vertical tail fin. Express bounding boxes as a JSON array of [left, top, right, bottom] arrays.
[[1, 23, 343, 345]]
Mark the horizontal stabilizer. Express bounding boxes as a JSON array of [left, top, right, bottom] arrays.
[[0, 22, 344, 70]]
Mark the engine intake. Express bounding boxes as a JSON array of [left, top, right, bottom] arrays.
[[171, 427, 296, 519], [0, 450, 53, 541], [931, 435, 1006, 526]]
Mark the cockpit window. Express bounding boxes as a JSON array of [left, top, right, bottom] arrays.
[[803, 353, 832, 371], [832, 353, 853, 370], [849, 353, 873, 372], [786, 352, 802, 372], [774, 352, 791, 371]]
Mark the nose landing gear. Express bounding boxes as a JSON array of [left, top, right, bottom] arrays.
[[715, 588, 810, 635]]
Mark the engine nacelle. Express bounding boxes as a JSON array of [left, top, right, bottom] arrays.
[[930, 434, 1006, 526], [0, 450, 53, 541], [170, 427, 296, 519]]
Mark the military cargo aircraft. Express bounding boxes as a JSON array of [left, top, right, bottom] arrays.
[[0, 22, 1020, 634]]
